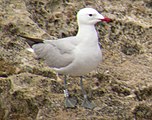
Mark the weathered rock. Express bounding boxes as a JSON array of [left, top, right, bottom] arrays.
[[0, 0, 152, 120]]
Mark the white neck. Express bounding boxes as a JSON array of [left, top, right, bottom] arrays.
[[76, 24, 98, 45]]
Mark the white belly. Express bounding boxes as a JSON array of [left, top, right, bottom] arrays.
[[55, 46, 102, 76]]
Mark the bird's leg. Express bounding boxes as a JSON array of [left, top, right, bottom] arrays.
[[80, 76, 96, 109], [64, 75, 77, 108]]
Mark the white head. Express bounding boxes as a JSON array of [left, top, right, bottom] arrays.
[[77, 8, 111, 25]]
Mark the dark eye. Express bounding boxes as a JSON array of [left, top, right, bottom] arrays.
[[89, 14, 93, 17]]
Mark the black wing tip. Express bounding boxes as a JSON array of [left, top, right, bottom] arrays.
[[18, 35, 44, 47]]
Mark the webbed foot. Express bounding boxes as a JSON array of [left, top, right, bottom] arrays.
[[81, 97, 96, 109], [65, 97, 77, 108]]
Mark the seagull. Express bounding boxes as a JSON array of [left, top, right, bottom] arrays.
[[19, 8, 111, 109]]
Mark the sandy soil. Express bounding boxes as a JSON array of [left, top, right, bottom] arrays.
[[0, 0, 152, 120]]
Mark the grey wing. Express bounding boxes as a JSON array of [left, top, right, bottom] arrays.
[[32, 41, 75, 68]]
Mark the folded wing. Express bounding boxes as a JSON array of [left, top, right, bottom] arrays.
[[32, 37, 76, 68]]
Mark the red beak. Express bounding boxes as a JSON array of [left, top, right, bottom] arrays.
[[101, 17, 112, 23]]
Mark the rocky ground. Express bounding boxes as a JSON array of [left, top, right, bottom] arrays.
[[0, 0, 152, 120]]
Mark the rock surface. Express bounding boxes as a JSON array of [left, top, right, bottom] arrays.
[[0, 0, 152, 120]]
